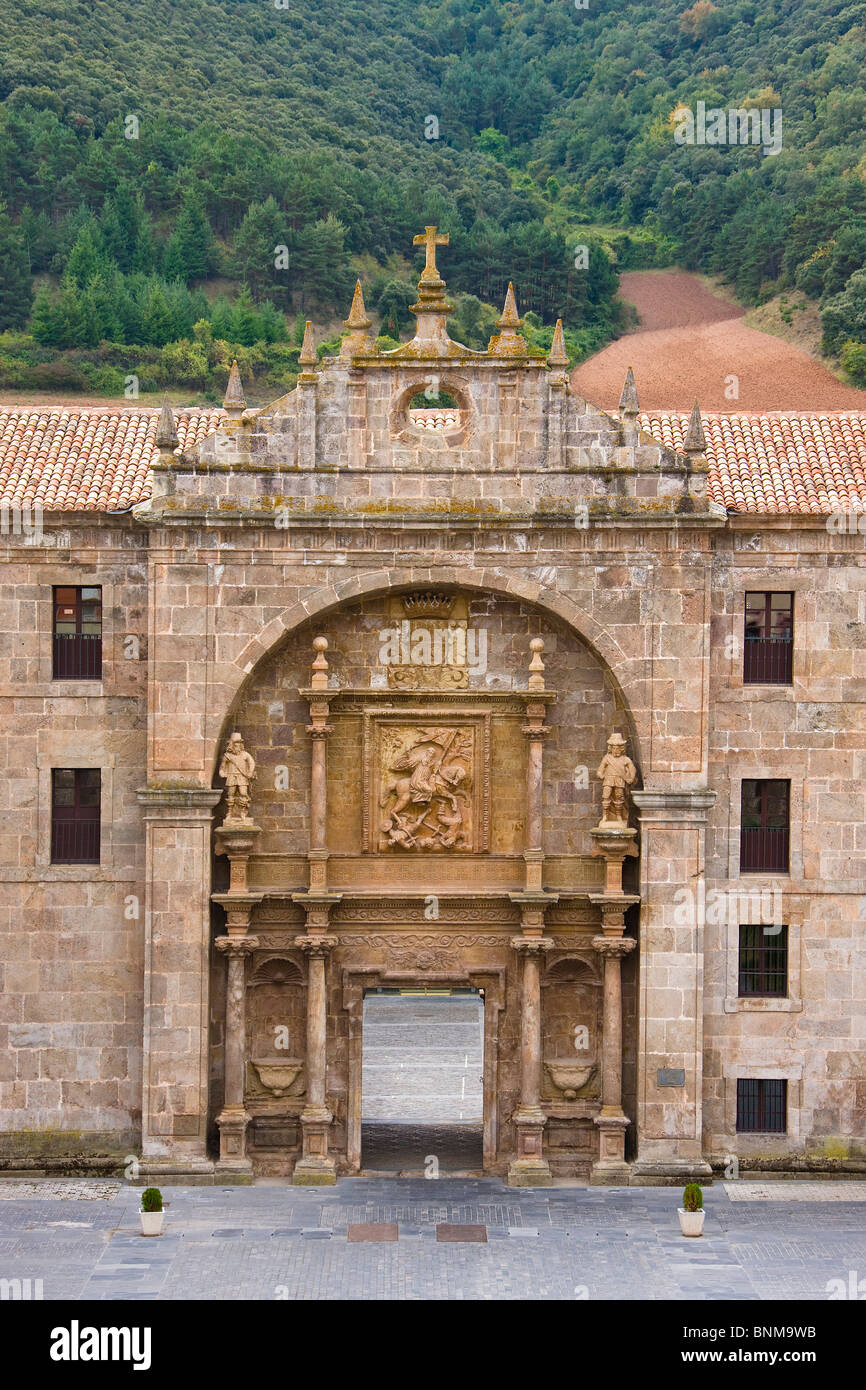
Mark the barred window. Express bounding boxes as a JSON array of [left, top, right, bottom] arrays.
[[736, 1078, 787, 1133], [744, 592, 793, 684], [51, 769, 101, 864], [738, 924, 788, 997], [53, 586, 102, 679], [740, 779, 790, 872]]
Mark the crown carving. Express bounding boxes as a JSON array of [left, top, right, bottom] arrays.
[[401, 590, 456, 618]]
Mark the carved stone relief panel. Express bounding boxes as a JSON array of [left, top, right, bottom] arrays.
[[363, 710, 490, 852]]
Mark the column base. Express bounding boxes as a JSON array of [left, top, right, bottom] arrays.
[[294, 1105, 336, 1185], [134, 1157, 216, 1187], [507, 1107, 552, 1187], [293, 1156, 337, 1186], [215, 1105, 253, 1179], [590, 1110, 631, 1186], [630, 1157, 714, 1186], [506, 1158, 552, 1188]]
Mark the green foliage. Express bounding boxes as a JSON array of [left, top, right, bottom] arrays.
[[841, 341, 866, 387], [822, 271, 866, 355], [141, 1187, 163, 1214], [683, 1183, 703, 1213], [1, 0, 864, 370], [0, 200, 34, 329]]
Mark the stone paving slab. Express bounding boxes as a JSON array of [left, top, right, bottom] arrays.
[[0, 1176, 864, 1300]]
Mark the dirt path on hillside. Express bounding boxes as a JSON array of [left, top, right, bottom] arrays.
[[573, 270, 866, 411]]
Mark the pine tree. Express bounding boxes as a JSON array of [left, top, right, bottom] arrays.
[[30, 284, 58, 344], [0, 201, 34, 330], [163, 192, 217, 283]]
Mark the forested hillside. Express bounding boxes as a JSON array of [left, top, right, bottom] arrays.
[[1, 0, 865, 398]]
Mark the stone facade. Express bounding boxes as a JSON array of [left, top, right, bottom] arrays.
[[0, 234, 864, 1182]]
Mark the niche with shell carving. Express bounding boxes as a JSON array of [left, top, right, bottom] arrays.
[[541, 957, 602, 1102], [245, 956, 307, 1103]]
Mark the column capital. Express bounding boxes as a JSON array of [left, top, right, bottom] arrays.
[[591, 934, 637, 959], [306, 724, 334, 739], [510, 935, 554, 956], [295, 934, 337, 957], [215, 934, 259, 958]]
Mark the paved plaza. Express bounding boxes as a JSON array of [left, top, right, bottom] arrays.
[[1, 1177, 865, 1301]]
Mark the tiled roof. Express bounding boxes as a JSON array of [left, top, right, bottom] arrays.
[[643, 412, 866, 514], [0, 407, 224, 512], [0, 405, 865, 516]]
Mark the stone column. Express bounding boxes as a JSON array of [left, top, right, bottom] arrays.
[[293, 932, 337, 1185], [631, 789, 716, 1182], [305, 636, 333, 894], [214, 934, 258, 1175], [507, 934, 554, 1187], [521, 639, 553, 893], [137, 785, 222, 1180], [591, 915, 636, 1184]]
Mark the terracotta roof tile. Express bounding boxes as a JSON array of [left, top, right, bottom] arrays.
[[0, 407, 224, 512], [642, 412, 866, 514], [1, 405, 865, 516]]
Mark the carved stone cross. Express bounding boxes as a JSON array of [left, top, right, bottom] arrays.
[[413, 225, 449, 280]]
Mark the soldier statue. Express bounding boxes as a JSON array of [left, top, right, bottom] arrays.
[[219, 732, 257, 822]]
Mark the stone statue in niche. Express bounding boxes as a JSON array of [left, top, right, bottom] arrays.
[[595, 731, 636, 829], [379, 726, 473, 851], [219, 732, 257, 823]]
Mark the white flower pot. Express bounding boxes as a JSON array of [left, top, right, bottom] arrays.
[[678, 1208, 705, 1237], [139, 1210, 164, 1236]]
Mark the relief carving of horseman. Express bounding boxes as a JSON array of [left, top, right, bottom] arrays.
[[380, 727, 473, 850]]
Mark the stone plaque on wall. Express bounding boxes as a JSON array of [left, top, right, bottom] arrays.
[[363, 710, 490, 853]]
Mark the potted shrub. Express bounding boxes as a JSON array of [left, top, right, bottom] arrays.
[[139, 1187, 164, 1237], [678, 1182, 705, 1237]]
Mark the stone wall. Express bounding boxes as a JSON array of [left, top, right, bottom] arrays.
[[0, 520, 147, 1162]]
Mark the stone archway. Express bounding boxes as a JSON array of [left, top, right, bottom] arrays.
[[204, 581, 642, 1184]]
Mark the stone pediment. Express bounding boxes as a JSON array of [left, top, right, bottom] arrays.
[[144, 225, 713, 525]]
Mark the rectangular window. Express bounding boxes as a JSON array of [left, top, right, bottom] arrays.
[[740, 779, 789, 872], [736, 1078, 787, 1133], [738, 924, 788, 996], [51, 768, 101, 864], [53, 586, 102, 679], [744, 592, 793, 684]]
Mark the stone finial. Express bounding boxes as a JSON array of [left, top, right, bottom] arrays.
[[223, 359, 246, 417], [299, 319, 317, 368], [341, 281, 375, 357], [488, 282, 527, 357], [683, 400, 707, 454], [155, 394, 179, 455], [548, 319, 569, 369], [413, 225, 450, 284], [528, 636, 545, 691], [311, 635, 329, 689], [619, 367, 639, 416], [408, 225, 455, 346]]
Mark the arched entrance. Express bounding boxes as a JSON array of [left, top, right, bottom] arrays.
[[207, 583, 641, 1183]]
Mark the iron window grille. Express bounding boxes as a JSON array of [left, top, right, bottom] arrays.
[[51, 768, 101, 864], [740, 779, 790, 872], [53, 586, 102, 680], [744, 592, 793, 685], [738, 924, 788, 996], [736, 1078, 787, 1133]]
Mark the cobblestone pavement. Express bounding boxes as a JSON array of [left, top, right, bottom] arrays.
[[1, 1178, 865, 1300]]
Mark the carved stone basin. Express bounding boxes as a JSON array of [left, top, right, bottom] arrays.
[[252, 1061, 304, 1098], [545, 1061, 596, 1100]]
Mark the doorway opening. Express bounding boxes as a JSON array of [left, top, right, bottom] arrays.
[[360, 987, 484, 1175]]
